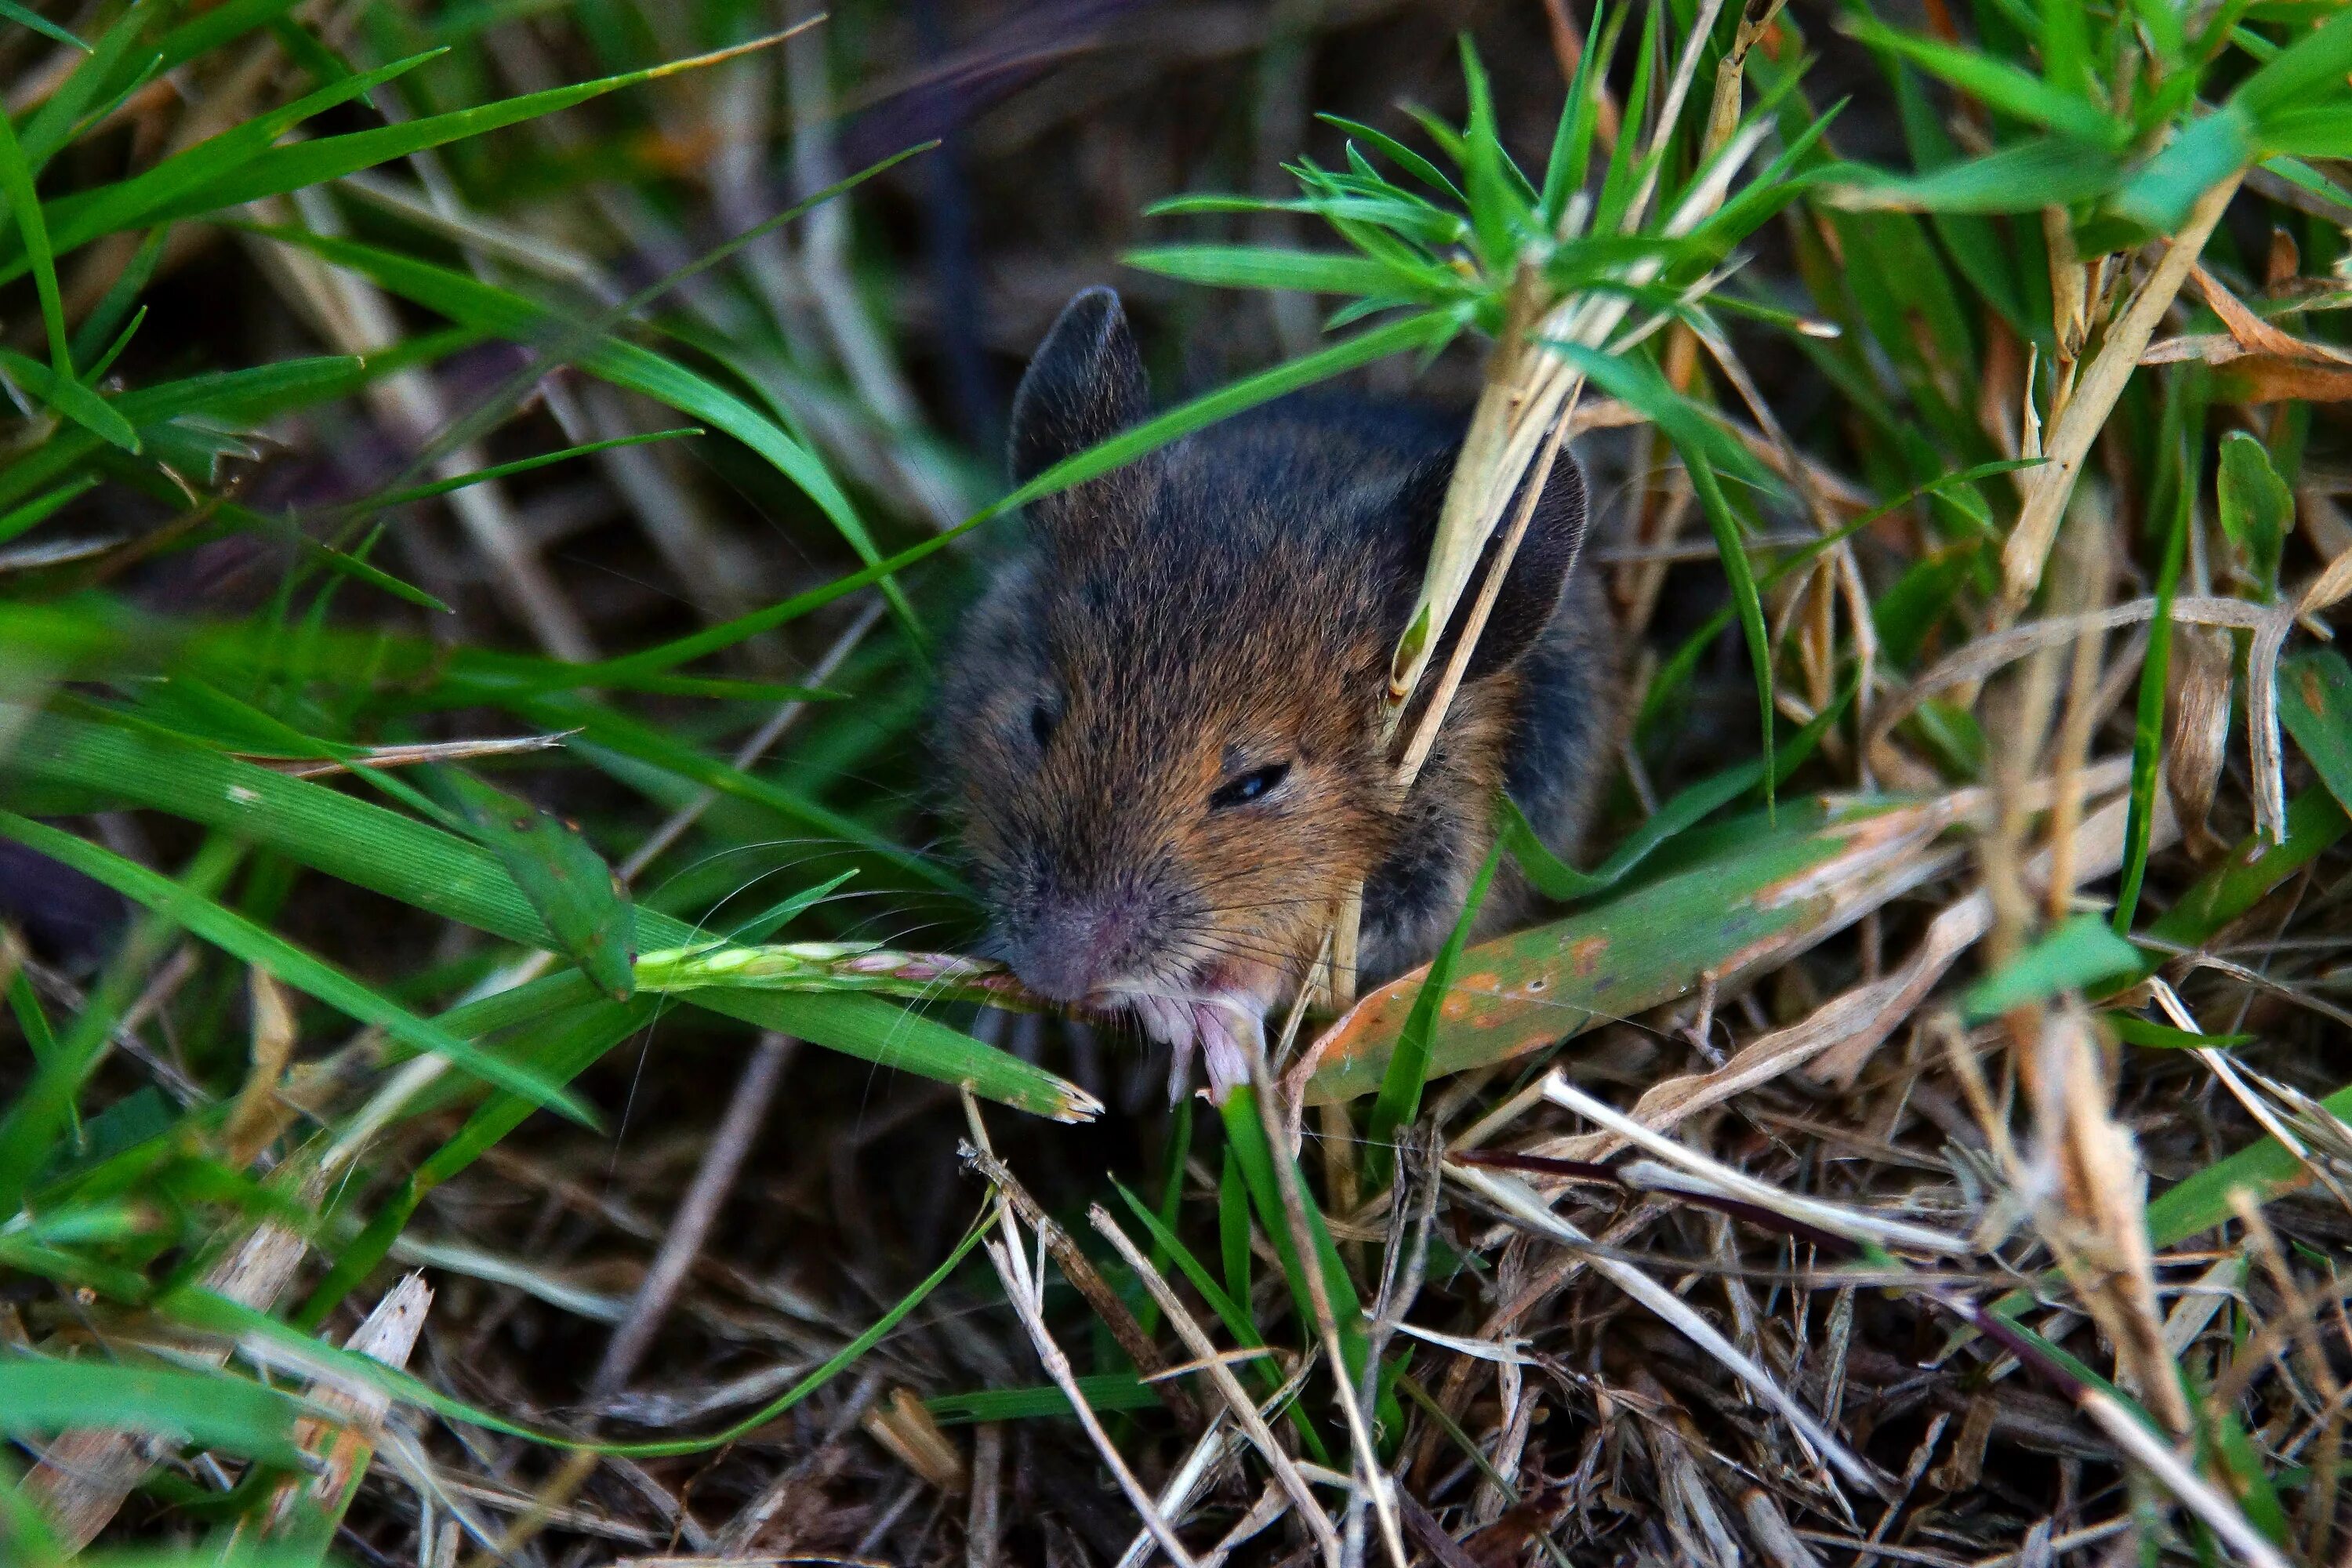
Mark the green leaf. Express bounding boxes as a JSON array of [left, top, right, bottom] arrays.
[[0, 811, 600, 1125], [178, 1212, 996, 1459], [1517, 679, 1855, 902], [2279, 649, 2352, 820], [2234, 2, 2352, 117], [1111, 1177, 1261, 1356], [2216, 431, 2294, 595], [2118, 105, 2257, 231], [2118, 383, 2201, 935], [19, 3, 160, 177], [0, 1359, 305, 1466], [1843, 17, 2125, 143], [1219, 1145, 1251, 1314], [2260, 102, 2352, 158], [0, 349, 139, 452], [295, 993, 652, 1328], [1458, 34, 1517, 274], [351, 429, 701, 516], [1122, 245, 1434, 298], [445, 770, 637, 1001], [1367, 840, 1500, 1189], [1824, 136, 2128, 213], [1963, 914, 2144, 1022], [1315, 114, 1465, 202], [169, 36, 792, 222], [2103, 1014, 2254, 1050]]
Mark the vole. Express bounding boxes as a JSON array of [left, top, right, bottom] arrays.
[[938, 288, 1613, 1102]]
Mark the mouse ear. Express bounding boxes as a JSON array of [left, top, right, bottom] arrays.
[[1009, 287, 1151, 487], [1401, 447, 1591, 681]]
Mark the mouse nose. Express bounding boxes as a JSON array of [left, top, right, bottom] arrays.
[[1011, 893, 1146, 1004]]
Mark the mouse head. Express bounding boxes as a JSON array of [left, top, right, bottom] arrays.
[[939, 288, 1586, 1097]]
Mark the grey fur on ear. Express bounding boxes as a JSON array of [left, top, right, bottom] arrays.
[[1402, 448, 1591, 680], [1008, 287, 1150, 486]]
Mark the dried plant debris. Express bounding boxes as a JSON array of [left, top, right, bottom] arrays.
[[5, 2, 2352, 1567]]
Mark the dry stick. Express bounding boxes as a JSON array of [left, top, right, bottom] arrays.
[[964, 1422, 1004, 1568], [1394, 401, 1578, 793], [1089, 1206, 1341, 1563], [260, 1272, 434, 1540], [1448, 1162, 1879, 1495], [1110, 1419, 1244, 1568], [2147, 977, 2352, 1214], [1999, 175, 2241, 615], [589, 1031, 794, 1397], [1539, 1073, 1970, 1257], [2078, 1391, 2292, 1568], [961, 1142, 1203, 1431], [982, 1220, 1202, 1568], [1115, 1352, 1322, 1568]]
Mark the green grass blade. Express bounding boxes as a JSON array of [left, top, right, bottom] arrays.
[[0, 811, 599, 1126], [295, 993, 655, 1328], [261, 226, 904, 630], [148, 34, 798, 223], [19, 1, 158, 174], [1366, 841, 1500, 1189], [180, 1210, 996, 1457], [1122, 245, 1439, 298], [0, 0, 89, 50], [1219, 1144, 1252, 1312], [2234, 2, 2352, 117], [10, 52, 438, 283], [352, 429, 699, 514], [1517, 680, 1853, 900], [0, 476, 100, 547], [2115, 395, 2198, 933], [0, 1361, 305, 1467], [1314, 114, 1465, 202], [1685, 450, 1777, 816], [1111, 1176, 1261, 1352], [1844, 18, 2122, 143], [5, 712, 1093, 1120], [445, 769, 637, 1002], [1824, 136, 2128, 214], [0, 348, 139, 452], [0, 85, 74, 376], [1221, 1083, 1368, 1389], [925, 1375, 1158, 1424], [1458, 34, 1516, 274]]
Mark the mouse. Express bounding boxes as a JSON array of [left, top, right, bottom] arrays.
[[937, 287, 1615, 1102]]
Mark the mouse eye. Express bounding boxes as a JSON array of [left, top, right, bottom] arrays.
[[1029, 700, 1058, 749], [1208, 761, 1290, 811]]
